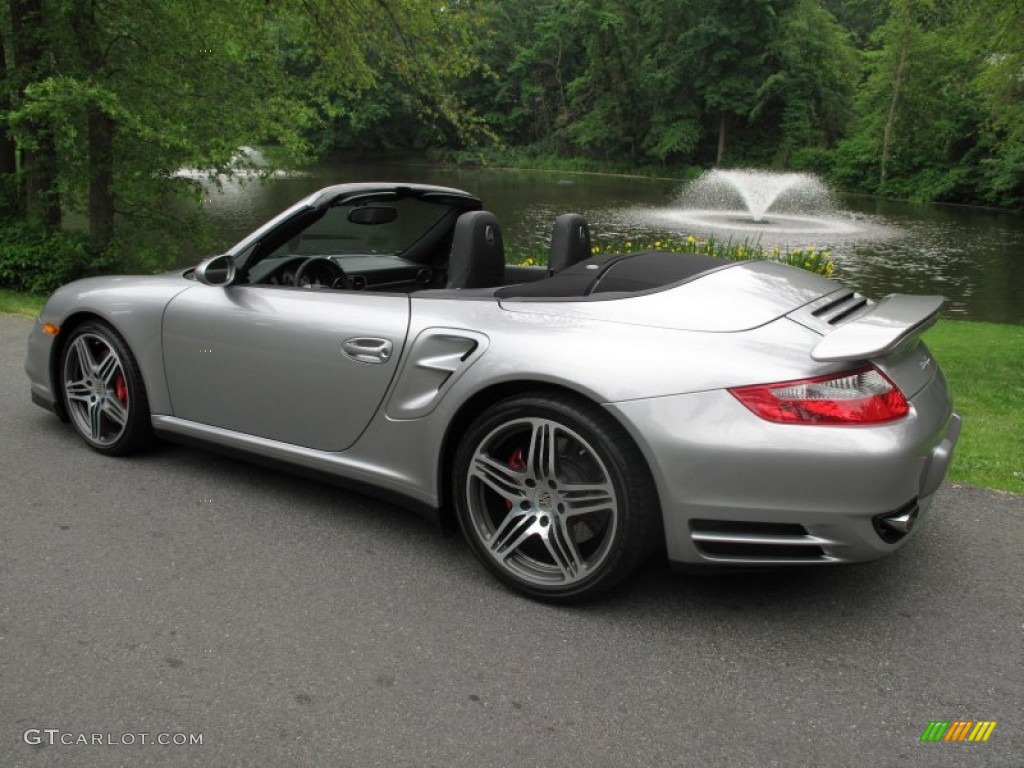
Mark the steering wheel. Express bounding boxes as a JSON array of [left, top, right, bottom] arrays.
[[294, 256, 349, 289]]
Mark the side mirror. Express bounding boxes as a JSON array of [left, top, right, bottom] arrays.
[[194, 254, 236, 286]]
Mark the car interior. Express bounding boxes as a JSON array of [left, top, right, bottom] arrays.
[[205, 187, 730, 301]]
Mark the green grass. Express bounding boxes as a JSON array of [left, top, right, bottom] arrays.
[[923, 320, 1024, 494], [0, 289, 46, 317], [0, 288, 1019, 493]]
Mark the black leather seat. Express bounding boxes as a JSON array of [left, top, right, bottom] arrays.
[[446, 211, 506, 289], [549, 213, 591, 274]]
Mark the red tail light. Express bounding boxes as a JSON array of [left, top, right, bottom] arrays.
[[729, 365, 909, 425]]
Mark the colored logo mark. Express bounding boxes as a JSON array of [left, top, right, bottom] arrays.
[[921, 721, 996, 742]]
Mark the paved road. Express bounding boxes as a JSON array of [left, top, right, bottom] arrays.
[[1, 312, 1021, 767]]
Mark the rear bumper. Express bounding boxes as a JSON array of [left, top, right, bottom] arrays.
[[607, 374, 961, 567]]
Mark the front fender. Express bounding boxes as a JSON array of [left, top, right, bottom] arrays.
[[33, 274, 195, 416]]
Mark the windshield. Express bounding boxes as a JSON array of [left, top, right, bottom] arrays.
[[268, 197, 454, 259]]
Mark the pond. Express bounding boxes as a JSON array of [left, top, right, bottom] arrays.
[[196, 161, 1024, 324]]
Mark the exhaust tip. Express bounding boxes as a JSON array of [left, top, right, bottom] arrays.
[[873, 501, 920, 543]]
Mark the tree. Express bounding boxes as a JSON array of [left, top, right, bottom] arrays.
[[2, 0, 481, 257], [961, 0, 1024, 206], [754, 0, 858, 166], [681, 0, 793, 165], [832, 0, 983, 201]]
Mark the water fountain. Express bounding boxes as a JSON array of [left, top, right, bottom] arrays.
[[692, 169, 832, 223], [619, 168, 875, 243], [173, 145, 292, 181]]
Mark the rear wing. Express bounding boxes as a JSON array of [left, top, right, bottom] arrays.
[[810, 294, 944, 362]]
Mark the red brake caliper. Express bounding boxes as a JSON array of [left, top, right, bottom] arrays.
[[505, 448, 526, 509], [114, 374, 128, 404]]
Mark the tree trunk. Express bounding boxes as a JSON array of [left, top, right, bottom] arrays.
[[10, 0, 61, 227], [881, 4, 912, 188], [716, 111, 727, 166], [0, 28, 21, 216], [88, 111, 115, 247], [72, 0, 116, 246]]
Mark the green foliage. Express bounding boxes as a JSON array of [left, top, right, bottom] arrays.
[[0, 221, 104, 293], [754, 0, 858, 163], [828, 0, 1007, 205], [1, 0, 1020, 294], [0, 0, 485, 268]]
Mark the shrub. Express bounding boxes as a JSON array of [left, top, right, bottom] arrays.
[[0, 221, 106, 294]]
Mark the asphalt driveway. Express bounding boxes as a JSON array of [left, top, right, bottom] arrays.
[[1, 312, 1021, 767]]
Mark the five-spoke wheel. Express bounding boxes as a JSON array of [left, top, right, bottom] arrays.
[[454, 393, 659, 602], [60, 322, 153, 455]]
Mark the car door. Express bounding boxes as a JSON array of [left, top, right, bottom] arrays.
[[162, 284, 409, 452]]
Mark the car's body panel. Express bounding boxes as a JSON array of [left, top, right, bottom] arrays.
[[607, 360, 959, 565], [498, 259, 835, 332], [24, 274, 192, 415], [162, 284, 410, 451], [809, 294, 943, 362], [26, 181, 961, 581]]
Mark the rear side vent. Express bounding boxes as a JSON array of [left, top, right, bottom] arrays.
[[812, 290, 869, 325], [689, 519, 834, 563]]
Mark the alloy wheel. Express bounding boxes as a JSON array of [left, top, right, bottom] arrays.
[[464, 416, 619, 587], [62, 332, 131, 448]]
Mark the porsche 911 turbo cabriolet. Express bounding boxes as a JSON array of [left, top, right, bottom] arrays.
[[25, 182, 961, 601]]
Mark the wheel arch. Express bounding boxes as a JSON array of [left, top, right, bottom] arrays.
[[435, 380, 661, 534]]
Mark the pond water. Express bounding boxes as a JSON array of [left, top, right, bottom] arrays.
[[195, 161, 1024, 324]]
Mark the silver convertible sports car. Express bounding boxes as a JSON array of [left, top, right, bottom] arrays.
[[26, 182, 961, 601]]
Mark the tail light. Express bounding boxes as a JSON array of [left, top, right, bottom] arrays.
[[729, 365, 909, 425]]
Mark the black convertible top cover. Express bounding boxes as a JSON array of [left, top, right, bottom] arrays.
[[496, 251, 731, 299]]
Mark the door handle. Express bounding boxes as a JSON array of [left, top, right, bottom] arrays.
[[342, 338, 393, 364]]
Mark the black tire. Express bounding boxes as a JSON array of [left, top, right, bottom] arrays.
[[59, 321, 154, 456], [453, 392, 660, 602]]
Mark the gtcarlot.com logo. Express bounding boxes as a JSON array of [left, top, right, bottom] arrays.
[[23, 729, 203, 747]]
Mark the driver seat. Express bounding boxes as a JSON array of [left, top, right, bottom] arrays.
[[447, 211, 506, 289]]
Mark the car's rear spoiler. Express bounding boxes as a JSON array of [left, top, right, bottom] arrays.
[[810, 294, 944, 362]]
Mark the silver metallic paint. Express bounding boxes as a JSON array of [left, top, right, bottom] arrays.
[[810, 294, 944, 362]]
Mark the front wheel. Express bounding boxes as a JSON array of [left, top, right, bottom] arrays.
[[60, 321, 154, 455], [453, 393, 660, 602]]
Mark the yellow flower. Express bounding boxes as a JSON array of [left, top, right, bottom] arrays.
[[523, 258, 535, 266], [592, 246, 601, 254], [686, 235, 697, 245], [654, 241, 662, 248]]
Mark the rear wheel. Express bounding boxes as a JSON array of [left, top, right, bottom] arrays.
[[60, 322, 154, 455], [453, 393, 660, 602]]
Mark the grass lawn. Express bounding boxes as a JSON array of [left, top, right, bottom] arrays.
[[924, 320, 1024, 494], [0, 289, 46, 317], [2, 289, 1020, 493]]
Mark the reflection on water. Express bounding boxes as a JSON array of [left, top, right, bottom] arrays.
[[188, 161, 1023, 324]]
